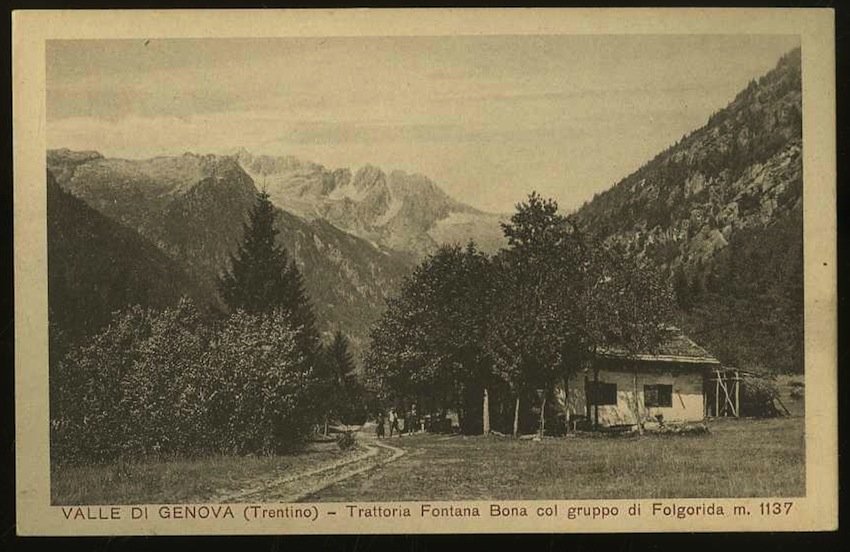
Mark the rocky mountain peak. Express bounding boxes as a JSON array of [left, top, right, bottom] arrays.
[[351, 164, 387, 192], [236, 153, 507, 257], [47, 148, 104, 165]]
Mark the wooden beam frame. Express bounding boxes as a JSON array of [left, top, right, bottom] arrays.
[[708, 368, 740, 418]]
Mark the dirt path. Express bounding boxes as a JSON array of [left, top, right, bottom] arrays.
[[308, 434, 436, 502], [293, 438, 406, 503], [212, 427, 407, 503]]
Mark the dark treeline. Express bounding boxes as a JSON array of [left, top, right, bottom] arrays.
[[674, 205, 803, 374], [363, 193, 675, 436], [51, 191, 367, 465], [50, 190, 678, 461]]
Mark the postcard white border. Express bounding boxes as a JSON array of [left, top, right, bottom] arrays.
[[13, 8, 837, 535]]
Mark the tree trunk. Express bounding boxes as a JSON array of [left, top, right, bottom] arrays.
[[324, 419, 328, 436], [482, 387, 490, 435], [539, 394, 546, 438], [593, 368, 599, 430], [512, 396, 520, 438], [633, 370, 643, 435]]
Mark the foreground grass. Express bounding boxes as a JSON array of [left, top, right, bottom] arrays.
[[51, 416, 804, 504], [311, 417, 805, 501], [51, 441, 357, 505]]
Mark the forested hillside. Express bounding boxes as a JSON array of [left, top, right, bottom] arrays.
[[574, 48, 803, 373], [47, 170, 216, 360], [47, 151, 415, 360]]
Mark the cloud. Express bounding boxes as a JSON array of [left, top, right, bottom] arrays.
[[46, 34, 800, 212]]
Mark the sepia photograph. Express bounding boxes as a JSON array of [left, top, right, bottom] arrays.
[[13, 8, 837, 535]]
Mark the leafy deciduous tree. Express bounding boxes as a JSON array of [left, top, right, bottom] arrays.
[[364, 242, 494, 433], [365, 192, 675, 438]]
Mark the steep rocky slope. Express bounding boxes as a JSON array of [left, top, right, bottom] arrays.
[[573, 48, 803, 373], [47, 169, 216, 359]]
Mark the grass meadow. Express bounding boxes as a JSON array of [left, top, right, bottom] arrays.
[[311, 416, 805, 501], [51, 441, 356, 505], [52, 414, 805, 504]]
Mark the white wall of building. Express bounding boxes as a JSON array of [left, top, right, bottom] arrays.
[[557, 366, 705, 427]]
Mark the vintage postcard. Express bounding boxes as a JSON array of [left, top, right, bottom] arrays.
[[13, 8, 836, 535]]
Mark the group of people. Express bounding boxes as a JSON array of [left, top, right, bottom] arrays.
[[375, 405, 420, 438]]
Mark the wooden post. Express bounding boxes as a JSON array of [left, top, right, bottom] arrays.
[[539, 394, 546, 438], [715, 370, 720, 418], [717, 373, 736, 416], [512, 396, 520, 438], [593, 369, 599, 429], [775, 395, 791, 416], [482, 387, 490, 435], [734, 370, 740, 418]]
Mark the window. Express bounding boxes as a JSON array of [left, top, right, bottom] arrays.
[[644, 384, 673, 407], [587, 382, 617, 405]]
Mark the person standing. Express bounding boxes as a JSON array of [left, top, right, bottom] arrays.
[[410, 404, 420, 434], [405, 406, 416, 435], [376, 411, 385, 439], [389, 408, 400, 438]]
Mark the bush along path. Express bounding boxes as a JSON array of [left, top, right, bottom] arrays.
[[212, 425, 406, 503]]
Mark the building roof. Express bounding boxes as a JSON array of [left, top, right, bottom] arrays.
[[597, 327, 720, 365]]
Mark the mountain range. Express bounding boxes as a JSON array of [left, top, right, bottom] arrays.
[[46, 47, 803, 373], [236, 150, 507, 257], [46, 148, 503, 361]]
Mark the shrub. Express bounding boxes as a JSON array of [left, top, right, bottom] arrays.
[[740, 374, 783, 417], [50, 301, 323, 465], [51, 304, 158, 465], [336, 431, 356, 451], [651, 423, 710, 436], [119, 299, 211, 457], [205, 308, 319, 455]]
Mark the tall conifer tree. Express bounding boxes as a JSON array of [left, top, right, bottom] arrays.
[[219, 191, 319, 353], [316, 330, 369, 426], [327, 330, 356, 383]]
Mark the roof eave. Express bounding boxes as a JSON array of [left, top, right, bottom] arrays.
[[598, 352, 721, 365]]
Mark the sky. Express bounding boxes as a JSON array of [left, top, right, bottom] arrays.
[[46, 34, 800, 213]]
